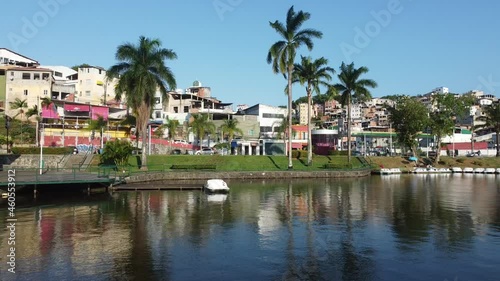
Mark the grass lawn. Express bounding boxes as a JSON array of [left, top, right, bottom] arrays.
[[91, 154, 368, 172]]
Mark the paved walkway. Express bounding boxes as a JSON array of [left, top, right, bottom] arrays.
[[0, 170, 112, 186]]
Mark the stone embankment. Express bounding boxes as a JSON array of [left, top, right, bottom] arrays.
[[124, 169, 371, 184]]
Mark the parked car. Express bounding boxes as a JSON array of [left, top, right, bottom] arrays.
[[196, 147, 214, 155], [170, 149, 182, 155]]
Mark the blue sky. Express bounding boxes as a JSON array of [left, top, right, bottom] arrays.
[[2, 0, 500, 107]]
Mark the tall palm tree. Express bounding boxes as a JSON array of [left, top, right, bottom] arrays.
[[292, 56, 335, 165], [476, 103, 500, 157], [189, 114, 215, 148], [220, 119, 243, 142], [267, 6, 322, 169], [334, 62, 377, 163], [107, 36, 177, 168]]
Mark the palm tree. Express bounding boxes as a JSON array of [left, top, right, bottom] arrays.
[[476, 103, 500, 156], [9, 98, 28, 121], [40, 97, 52, 109], [107, 36, 177, 168], [333, 62, 377, 163], [88, 115, 107, 149], [164, 119, 180, 151], [220, 119, 243, 142], [26, 105, 39, 121], [189, 114, 215, 148], [267, 6, 322, 169], [292, 56, 335, 165]]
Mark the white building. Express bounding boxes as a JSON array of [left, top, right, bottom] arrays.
[[241, 104, 287, 139]]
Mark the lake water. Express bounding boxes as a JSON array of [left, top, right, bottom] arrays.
[[1, 174, 500, 281]]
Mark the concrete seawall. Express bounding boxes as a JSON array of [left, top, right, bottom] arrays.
[[124, 169, 371, 184]]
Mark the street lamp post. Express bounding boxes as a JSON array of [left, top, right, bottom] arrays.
[[5, 116, 11, 153], [39, 122, 44, 175]]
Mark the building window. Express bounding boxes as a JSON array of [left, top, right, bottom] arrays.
[[155, 111, 161, 119], [183, 106, 189, 113], [99, 69, 102, 75], [42, 73, 50, 80], [155, 97, 161, 104], [85, 91, 91, 96], [34, 73, 40, 80], [10, 72, 14, 76], [173, 107, 178, 113], [43, 90, 48, 96], [80, 80, 82, 84], [248, 129, 254, 136], [260, 126, 272, 133], [22, 73, 30, 80], [24, 89, 28, 96], [263, 113, 285, 119], [55, 71, 62, 77], [79, 91, 82, 97]]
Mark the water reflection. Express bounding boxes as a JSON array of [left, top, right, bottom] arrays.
[[0, 175, 499, 280]]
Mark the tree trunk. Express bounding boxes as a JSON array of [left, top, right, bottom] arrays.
[[287, 64, 293, 169], [496, 131, 499, 157], [347, 95, 352, 164], [138, 103, 149, 170], [434, 134, 442, 163], [307, 85, 312, 166]]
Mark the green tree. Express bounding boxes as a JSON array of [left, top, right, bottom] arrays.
[[333, 62, 377, 163], [71, 63, 92, 72], [40, 97, 52, 109], [388, 95, 429, 156], [476, 103, 500, 157], [220, 119, 243, 142], [267, 6, 322, 169], [88, 115, 107, 148], [292, 56, 334, 165], [189, 114, 215, 147], [100, 139, 134, 168], [428, 93, 474, 163], [107, 36, 177, 169]]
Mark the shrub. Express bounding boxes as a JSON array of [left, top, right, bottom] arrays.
[[291, 150, 308, 158], [329, 150, 348, 156], [456, 158, 465, 163], [11, 147, 73, 155], [100, 139, 134, 166]]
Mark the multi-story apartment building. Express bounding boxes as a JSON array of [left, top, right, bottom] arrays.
[[74, 66, 118, 105], [0, 66, 53, 120]]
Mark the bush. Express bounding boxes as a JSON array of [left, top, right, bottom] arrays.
[[456, 158, 465, 163], [291, 150, 308, 158], [329, 150, 348, 156], [100, 139, 134, 166], [11, 147, 73, 155]]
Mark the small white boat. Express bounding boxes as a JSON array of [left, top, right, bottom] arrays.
[[389, 168, 402, 174], [463, 167, 474, 173], [437, 168, 451, 173], [484, 168, 496, 174], [204, 179, 229, 193], [413, 168, 427, 173], [451, 167, 463, 173], [379, 168, 391, 174], [496, 168, 500, 174], [207, 194, 228, 202], [474, 168, 485, 174]]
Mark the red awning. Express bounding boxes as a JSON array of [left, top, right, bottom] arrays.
[[91, 106, 109, 120], [64, 104, 90, 112], [41, 103, 59, 119]]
